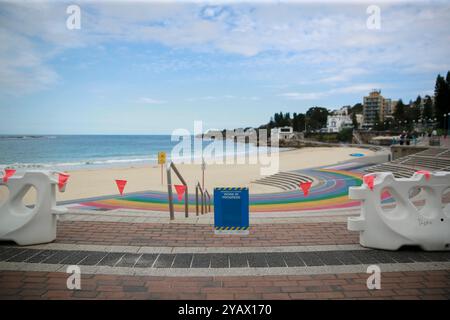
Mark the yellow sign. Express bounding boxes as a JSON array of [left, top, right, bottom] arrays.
[[158, 151, 166, 164]]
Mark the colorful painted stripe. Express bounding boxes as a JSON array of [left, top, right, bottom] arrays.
[[70, 165, 381, 213]]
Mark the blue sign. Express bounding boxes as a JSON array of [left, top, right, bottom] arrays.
[[350, 153, 365, 157], [214, 187, 249, 232]]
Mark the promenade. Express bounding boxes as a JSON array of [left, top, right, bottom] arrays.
[[1, 208, 449, 300]]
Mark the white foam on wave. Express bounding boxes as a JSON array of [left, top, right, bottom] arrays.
[[1, 145, 285, 171]]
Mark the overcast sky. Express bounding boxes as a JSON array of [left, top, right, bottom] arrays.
[[1, 0, 449, 134]]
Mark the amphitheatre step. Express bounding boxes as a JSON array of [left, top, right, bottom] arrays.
[[252, 171, 314, 191]]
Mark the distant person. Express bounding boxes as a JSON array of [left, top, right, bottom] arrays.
[[412, 133, 417, 145], [399, 132, 405, 145], [406, 132, 412, 145]]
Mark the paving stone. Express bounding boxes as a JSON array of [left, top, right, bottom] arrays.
[[6, 249, 41, 263], [210, 254, 229, 268], [172, 254, 193, 268], [0, 248, 24, 261], [79, 251, 108, 266], [403, 251, 432, 263], [98, 252, 125, 267], [350, 250, 380, 264], [296, 252, 324, 266], [366, 250, 396, 264], [27, 250, 57, 264], [247, 253, 268, 268], [61, 251, 90, 265], [315, 251, 343, 266], [265, 253, 287, 267], [41, 250, 73, 264], [1, 247, 449, 270], [229, 254, 248, 268], [282, 252, 305, 267], [134, 254, 158, 268], [116, 253, 142, 268], [420, 252, 450, 262], [386, 251, 415, 263], [333, 251, 361, 265], [153, 254, 176, 268], [191, 254, 211, 268]]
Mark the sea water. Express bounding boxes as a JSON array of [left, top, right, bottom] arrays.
[[0, 135, 278, 171]]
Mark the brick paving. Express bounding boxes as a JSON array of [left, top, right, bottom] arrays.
[[1, 270, 449, 300], [1, 214, 449, 300], [55, 220, 358, 247]]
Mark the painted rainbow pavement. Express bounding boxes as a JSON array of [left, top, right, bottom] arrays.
[[68, 162, 385, 213]]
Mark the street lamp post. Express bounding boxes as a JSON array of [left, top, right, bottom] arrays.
[[444, 113, 450, 138], [444, 114, 447, 138], [447, 112, 450, 135]]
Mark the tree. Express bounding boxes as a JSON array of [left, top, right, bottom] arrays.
[[292, 113, 306, 132], [393, 99, 406, 124], [408, 98, 421, 123], [352, 112, 359, 129], [434, 74, 449, 129], [349, 103, 363, 114], [305, 107, 329, 131], [337, 128, 353, 142], [373, 110, 385, 131], [422, 95, 434, 120]]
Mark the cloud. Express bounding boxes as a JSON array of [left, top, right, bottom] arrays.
[[1, 1, 449, 95], [0, 24, 59, 94], [331, 84, 383, 94], [279, 83, 384, 101], [318, 68, 369, 83], [137, 97, 167, 104], [279, 92, 326, 100]]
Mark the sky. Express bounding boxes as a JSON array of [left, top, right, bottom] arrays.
[[0, 0, 450, 134]]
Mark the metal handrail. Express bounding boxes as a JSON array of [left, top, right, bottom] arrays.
[[167, 162, 189, 220], [196, 182, 205, 215], [205, 190, 211, 213]]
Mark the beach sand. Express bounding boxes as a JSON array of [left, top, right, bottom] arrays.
[[51, 147, 375, 202]]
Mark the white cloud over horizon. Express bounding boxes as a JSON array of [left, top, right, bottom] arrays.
[[0, 0, 449, 133], [1, 0, 449, 95]]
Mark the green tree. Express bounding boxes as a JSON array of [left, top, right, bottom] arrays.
[[434, 74, 449, 129], [352, 112, 359, 129], [305, 107, 328, 131], [393, 99, 406, 124], [422, 95, 434, 120], [337, 128, 353, 142], [408, 98, 421, 123], [373, 110, 385, 131], [349, 103, 363, 114], [292, 113, 306, 132]]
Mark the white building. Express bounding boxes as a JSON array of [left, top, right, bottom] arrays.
[[271, 126, 294, 140], [326, 108, 353, 133]]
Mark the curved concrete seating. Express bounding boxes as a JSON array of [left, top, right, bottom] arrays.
[[348, 171, 450, 251], [365, 164, 415, 178], [0, 170, 67, 245], [252, 171, 313, 191], [366, 148, 450, 178]]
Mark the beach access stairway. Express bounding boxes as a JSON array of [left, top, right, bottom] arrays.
[[365, 147, 450, 178], [251, 172, 313, 191]]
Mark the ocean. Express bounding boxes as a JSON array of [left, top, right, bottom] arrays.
[[0, 135, 276, 171]]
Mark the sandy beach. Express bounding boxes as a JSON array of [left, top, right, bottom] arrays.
[[53, 147, 375, 202]]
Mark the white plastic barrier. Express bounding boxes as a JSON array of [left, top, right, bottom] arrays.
[[0, 170, 67, 245], [348, 171, 450, 251]]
